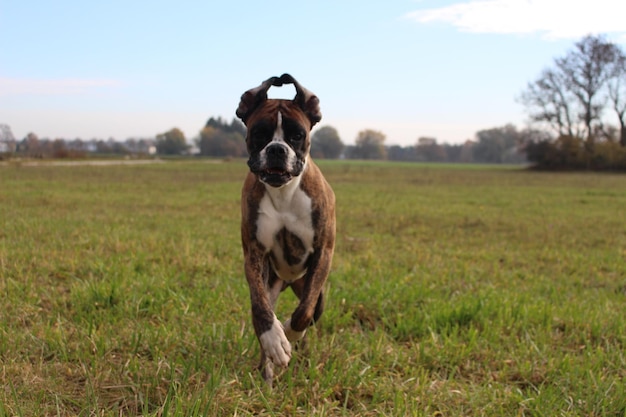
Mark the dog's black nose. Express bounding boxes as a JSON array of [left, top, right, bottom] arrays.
[[266, 144, 288, 157]]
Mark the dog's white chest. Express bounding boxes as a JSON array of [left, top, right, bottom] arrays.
[[256, 183, 315, 282]]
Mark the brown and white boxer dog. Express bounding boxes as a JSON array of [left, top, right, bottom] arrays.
[[236, 74, 335, 385]]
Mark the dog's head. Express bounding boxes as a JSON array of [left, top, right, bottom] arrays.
[[236, 74, 321, 188]]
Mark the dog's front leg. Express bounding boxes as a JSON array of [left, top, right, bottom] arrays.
[[283, 247, 333, 341], [244, 245, 291, 384]]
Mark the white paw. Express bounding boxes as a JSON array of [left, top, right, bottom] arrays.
[[259, 317, 292, 367], [283, 318, 306, 342]]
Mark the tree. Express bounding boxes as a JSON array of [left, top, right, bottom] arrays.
[[352, 129, 387, 160], [205, 117, 246, 137], [520, 35, 626, 149], [198, 125, 246, 157], [197, 116, 248, 157], [311, 126, 344, 159], [19, 132, 43, 157], [557, 35, 624, 147], [0, 124, 15, 142], [155, 128, 188, 155], [415, 137, 447, 162], [520, 68, 577, 137], [472, 124, 525, 164], [0, 124, 16, 154], [388, 145, 417, 161], [607, 60, 626, 146]]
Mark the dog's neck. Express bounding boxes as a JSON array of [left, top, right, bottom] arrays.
[[262, 158, 308, 210]]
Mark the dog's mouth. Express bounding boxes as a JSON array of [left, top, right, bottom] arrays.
[[265, 167, 288, 176], [261, 167, 292, 187]]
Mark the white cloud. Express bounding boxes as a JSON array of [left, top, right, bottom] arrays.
[[405, 0, 626, 40], [0, 77, 122, 96]]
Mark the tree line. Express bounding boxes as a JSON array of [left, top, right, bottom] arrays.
[[191, 117, 528, 164], [0, 129, 157, 159], [186, 34, 626, 169], [2, 35, 624, 170], [0, 119, 532, 164], [192, 35, 626, 169]]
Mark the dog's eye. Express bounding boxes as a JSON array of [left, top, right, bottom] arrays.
[[252, 128, 269, 140], [251, 128, 272, 145], [291, 133, 304, 143]]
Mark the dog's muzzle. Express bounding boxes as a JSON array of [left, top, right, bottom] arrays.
[[248, 143, 300, 188]]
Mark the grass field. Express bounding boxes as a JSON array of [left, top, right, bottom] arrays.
[[1, 159, 625, 416]]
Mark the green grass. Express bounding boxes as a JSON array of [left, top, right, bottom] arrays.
[[1, 160, 625, 416]]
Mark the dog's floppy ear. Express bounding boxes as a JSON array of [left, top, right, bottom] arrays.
[[236, 74, 322, 127], [236, 76, 280, 125], [279, 73, 322, 128]]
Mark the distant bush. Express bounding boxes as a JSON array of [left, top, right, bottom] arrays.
[[526, 135, 626, 171]]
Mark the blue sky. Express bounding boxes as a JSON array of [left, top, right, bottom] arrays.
[[1, 0, 625, 145]]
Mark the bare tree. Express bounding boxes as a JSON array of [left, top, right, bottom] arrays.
[[0, 124, 15, 142], [520, 35, 626, 149], [556, 35, 623, 147], [607, 59, 626, 146], [520, 68, 577, 137]]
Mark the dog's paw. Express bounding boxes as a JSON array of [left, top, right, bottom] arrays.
[[283, 318, 307, 342], [259, 317, 292, 367]]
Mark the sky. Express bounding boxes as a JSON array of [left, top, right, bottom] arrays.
[[1, 0, 625, 146]]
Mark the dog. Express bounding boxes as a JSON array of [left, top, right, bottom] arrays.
[[236, 74, 336, 385]]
